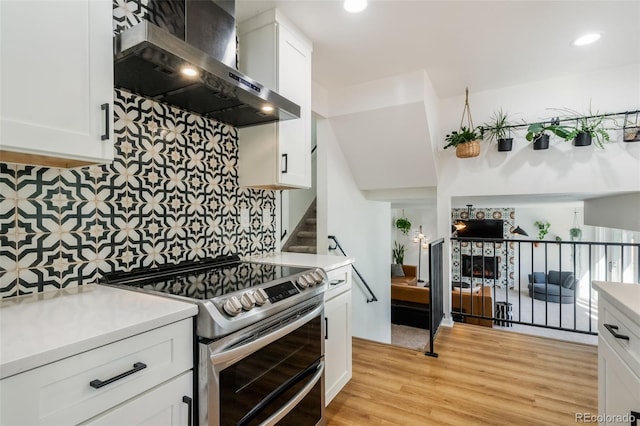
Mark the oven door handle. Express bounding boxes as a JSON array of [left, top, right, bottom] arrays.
[[210, 302, 324, 365], [258, 360, 324, 426]]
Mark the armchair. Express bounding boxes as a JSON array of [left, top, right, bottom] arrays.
[[528, 270, 577, 304]]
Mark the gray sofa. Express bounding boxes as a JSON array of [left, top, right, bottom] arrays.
[[528, 270, 577, 304]]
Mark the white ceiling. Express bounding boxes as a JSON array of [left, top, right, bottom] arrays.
[[236, 0, 640, 98]]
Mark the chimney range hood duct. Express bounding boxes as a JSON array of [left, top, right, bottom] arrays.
[[113, 0, 300, 128]]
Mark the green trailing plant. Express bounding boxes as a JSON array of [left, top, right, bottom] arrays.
[[443, 126, 482, 149], [569, 227, 583, 240], [395, 217, 412, 235], [482, 109, 513, 143], [525, 123, 572, 142], [565, 115, 610, 149], [534, 220, 550, 240], [392, 241, 405, 265]]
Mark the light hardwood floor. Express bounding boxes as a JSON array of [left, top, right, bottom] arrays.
[[326, 323, 597, 425]]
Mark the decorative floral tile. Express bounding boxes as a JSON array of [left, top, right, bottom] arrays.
[[19, 266, 60, 293], [16, 166, 60, 200]]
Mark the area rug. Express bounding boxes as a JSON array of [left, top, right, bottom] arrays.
[[391, 324, 430, 351]]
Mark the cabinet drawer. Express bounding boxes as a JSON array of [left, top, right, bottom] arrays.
[[599, 297, 640, 376], [325, 265, 352, 301], [0, 319, 192, 425], [83, 371, 193, 426]]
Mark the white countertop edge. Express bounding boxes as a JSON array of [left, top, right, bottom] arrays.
[[0, 310, 195, 380], [593, 281, 640, 325], [246, 252, 354, 271], [0, 285, 198, 380]]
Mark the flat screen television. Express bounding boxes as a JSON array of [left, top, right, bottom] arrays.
[[455, 219, 504, 239]]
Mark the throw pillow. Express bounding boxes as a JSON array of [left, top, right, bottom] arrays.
[[391, 264, 405, 277], [561, 273, 575, 289]]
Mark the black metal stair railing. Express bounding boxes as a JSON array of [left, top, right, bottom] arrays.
[[449, 237, 640, 334], [327, 236, 378, 303]]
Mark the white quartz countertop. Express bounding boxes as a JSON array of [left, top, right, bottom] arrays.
[[593, 281, 640, 325], [0, 284, 198, 380], [247, 252, 354, 271]]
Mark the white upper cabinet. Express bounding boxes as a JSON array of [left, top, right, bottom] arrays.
[[0, 0, 114, 168], [238, 9, 312, 189]]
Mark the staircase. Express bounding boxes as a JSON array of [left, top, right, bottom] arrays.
[[283, 200, 317, 254]]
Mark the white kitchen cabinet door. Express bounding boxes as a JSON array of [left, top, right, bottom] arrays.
[[238, 10, 312, 189], [84, 371, 193, 426], [324, 287, 352, 405], [598, 337, 640, 425], [0, 0, 114, 167]]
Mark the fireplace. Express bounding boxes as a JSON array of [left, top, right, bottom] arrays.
[[462, 255, 498, 279]]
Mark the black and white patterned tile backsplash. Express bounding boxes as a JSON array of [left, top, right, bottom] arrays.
[[0, 89, 276, 298]]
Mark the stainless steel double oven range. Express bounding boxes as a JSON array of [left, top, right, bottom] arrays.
[[102, 255, 327, 426]]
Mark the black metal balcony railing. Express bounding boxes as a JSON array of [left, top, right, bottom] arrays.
[[450, 237, 640, 335]]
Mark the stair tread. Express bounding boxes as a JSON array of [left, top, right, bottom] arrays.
[[297, 231, 317, 238]]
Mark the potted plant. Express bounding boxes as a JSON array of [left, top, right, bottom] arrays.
[[534, 220, 550, 246], [566, 116, 610, 148], [526, 123, 572, 150], [392, 241, 405, 265], [569, 227, 582, 241], [482, 109, 515, 152], [444, 126, 483, 158], [395, 217, 411, 235]]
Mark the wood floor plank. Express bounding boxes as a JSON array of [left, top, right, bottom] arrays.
[[326, 323, 597, 425]]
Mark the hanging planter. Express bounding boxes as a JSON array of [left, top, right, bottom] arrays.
[[526, 122, 571, 151], [497, 138, 513, 151], [533, 134, 550, 150], [481, 109, 514, 152], [623, 111, 640, 142], [455, 139, 481, 158], [572, 131, 592, 147], [444, 88, 483, 158]]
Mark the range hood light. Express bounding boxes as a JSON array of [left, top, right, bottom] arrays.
[[181, 66, 199, 77], [261, 105, 274, 113]]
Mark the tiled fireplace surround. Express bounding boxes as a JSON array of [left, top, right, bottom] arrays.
[[0, 1, 279, 298], [451, 207, 517, 288]]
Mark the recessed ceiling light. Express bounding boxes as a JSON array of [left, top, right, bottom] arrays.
[[181, 66, 199, 77], [344, 0, 367, 13], [572, 33, 602, 46], [261, 105, 274, 113]]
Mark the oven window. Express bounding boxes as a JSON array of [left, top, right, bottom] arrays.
[[219, 315, 322, 426]]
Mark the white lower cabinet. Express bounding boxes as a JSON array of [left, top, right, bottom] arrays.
[[84, 371, 193, 426], [0, 319, 193, 425], [598, 338, 640, 425], [324, 265, 353, 405], [597, 295, 640, 426]]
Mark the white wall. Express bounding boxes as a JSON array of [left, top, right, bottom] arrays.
[[316, 118, 392, 344], [584, 193, 640, 232]]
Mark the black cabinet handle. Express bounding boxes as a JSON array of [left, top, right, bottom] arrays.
[[330, 279, 345, 286], [89, 362, 147, 389], [324, 317, 328, 340], [101, 103, 110, 141], [183, 396, 193, 426], [281, 153, 288, 173], [604, 323, 630, 341]]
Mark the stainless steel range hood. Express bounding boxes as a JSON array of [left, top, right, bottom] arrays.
[[113, 0, 300, 128]]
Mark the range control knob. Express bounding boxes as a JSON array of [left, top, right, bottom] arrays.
[[304, 274, 316, 287], [297, 276, 309, 289], [223, 296, 242, 316], [311, 271, 324, 284], [240, 292, 256, 310], [253, 288, 269, 306]]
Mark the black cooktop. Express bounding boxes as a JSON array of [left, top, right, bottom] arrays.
[[100, 255, 308, 300]]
